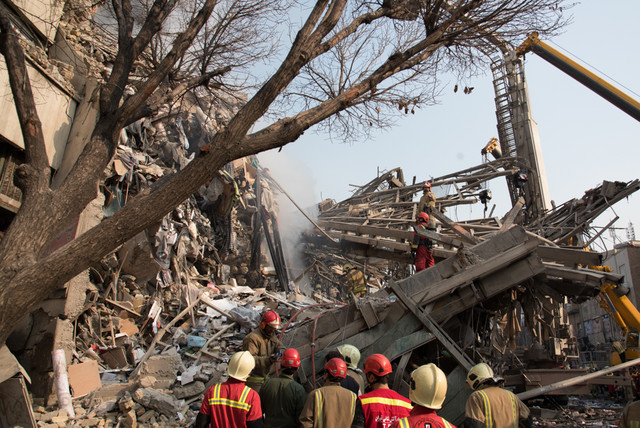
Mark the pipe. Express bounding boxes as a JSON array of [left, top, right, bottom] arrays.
[[517, 357, 640, 400], [52, 349, 75, 418]]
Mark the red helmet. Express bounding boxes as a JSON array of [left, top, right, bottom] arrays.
[[325, 358, 347, 378], [281, 348, 301, 368], [364, 354, 392, 376], [259, 310, 281, 330], [417, 212, 429, 223], [423, 181, 431, 189]]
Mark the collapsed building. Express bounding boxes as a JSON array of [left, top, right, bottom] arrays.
[[1, 0, 640, 427]]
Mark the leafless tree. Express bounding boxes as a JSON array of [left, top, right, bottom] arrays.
[[0, 0, 570, 344]]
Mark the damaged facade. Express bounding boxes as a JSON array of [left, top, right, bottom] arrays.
[[0, 0, 639, 427]]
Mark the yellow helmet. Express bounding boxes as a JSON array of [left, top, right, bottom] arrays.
[[227, 351, 255, 381], [343, 263, 354, 272], [466, 363, 494, 390], [409, 363, 447, 409], [337, 344, 361, 369]]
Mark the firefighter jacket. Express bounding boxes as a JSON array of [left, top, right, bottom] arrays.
[[464, 385, 530, 428], [347, 368, 365, 395], [242, 328, 284, 391], [199, 378, 262, 427], [259, 373, 307, 428], [390, 406, 455, 428], [620, 400, 640, 428], [300, 380, 357, 428], [345, 268, 366, 297], [412, 223, 433, 250], [353, 388, 412, 428], [418, 191, 437, 213]]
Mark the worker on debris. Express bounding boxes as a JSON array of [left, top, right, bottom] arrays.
[[338, 344, 366, 394], [325, 350, 361, 395], [353, 354, 412, 427], [417, 181, 437, 229], [389, 363, 453, 428], [620, 399, 640, 428], [243, 310, 284, 392], [411, 212, 434, 272], [195, 350, 263, 428], [300, 357, 357, 427], [344, 263, 367, 298], [463, 363, 531, 428], [259, 348, 307, 428]]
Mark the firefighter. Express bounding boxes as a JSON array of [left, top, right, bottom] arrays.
[[353, 354, 412, 428], [417, 181, 437, 229], [259, 348, 307, 428], [300, 358, 357, 427], [338, 344, 366, 394], [463, 363, 531, 428], [390, 363, 454, 428], [344, 263, 367, 298], [194, 350, 263, 428], [411, 213, 434, 272], [620, 400, 640, 428], [242, 310, 284, 392]]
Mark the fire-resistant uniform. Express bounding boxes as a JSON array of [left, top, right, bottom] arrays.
[[299, 380, 357, 428], [390, 407, 455, 428], [356, 388, 412, 428], [620, 400, 640, 428], [199, 378, 262, 427], [348, 368, 366, 395], [259, 372, 307, 428], [464, 385, 530, 428], [418, 190, 437, 229], [242, 328, 283, 392], [346, 268, 367, 297], [412, 222, 434, 272]]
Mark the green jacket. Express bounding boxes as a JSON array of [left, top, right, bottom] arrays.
[[259, 373, 307, 428]]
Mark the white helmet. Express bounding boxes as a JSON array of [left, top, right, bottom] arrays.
[[337, 344, 361, 369], [466, 363, 494, 390], [228, 351, 255, 381], [409, 363, 448, 409]]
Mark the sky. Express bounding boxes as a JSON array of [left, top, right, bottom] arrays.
[[259, 1, 640, 251]]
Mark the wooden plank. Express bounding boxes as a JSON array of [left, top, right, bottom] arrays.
[[500, 196, 525, 230], [431, 210, 479, 244], [414, 227, 465, 248]]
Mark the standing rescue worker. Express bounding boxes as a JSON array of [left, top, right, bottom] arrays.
[[338, 344, 366, 394], [344, 264, 367, 298], [353, 354, 412, 428], [390, 363, 454, 428], [259, 348, 307, 428], [300, 358, 357, 427], [464, 363, 531, 428], [411, 213, 434, 272], [417, 181, 437, 229], [194, 351, 263, 428], [243, 310, 284, 392], [620, 400, 640, 428]]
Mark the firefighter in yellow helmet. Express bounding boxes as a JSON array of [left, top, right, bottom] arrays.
[[343, 263, 367, 298], [337, 344, 365, 394], [195, 351, 263, 427], [464, 363, 531, 428], [620, 399, 640, 428], [417, 181, 437, 229], [390, 363, 454, 428]]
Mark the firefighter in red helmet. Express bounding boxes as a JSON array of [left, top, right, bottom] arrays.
[[242, 310, 284, 392], [353, 354, 412, 428], [260, 348, 307, 427], [300, 358, 357, 427], [411, 212, 434, 272]]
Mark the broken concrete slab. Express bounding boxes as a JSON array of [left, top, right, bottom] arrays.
[[132, 387, 183, 417]]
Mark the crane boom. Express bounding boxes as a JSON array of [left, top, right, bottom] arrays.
[[517, 32, 640, 122]]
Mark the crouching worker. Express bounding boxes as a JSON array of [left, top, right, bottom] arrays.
[[194, 351, 263, 428], [390, 363, 455, 428], [464, 363, 531, 428]]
